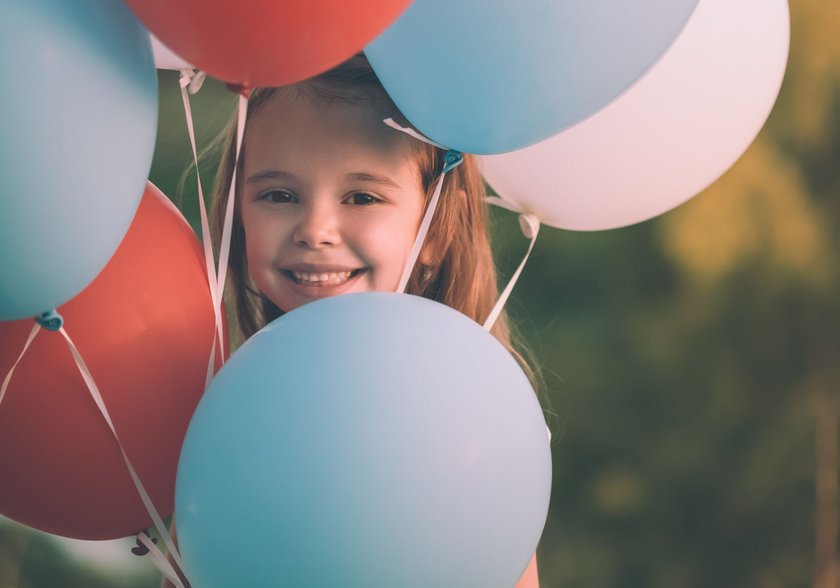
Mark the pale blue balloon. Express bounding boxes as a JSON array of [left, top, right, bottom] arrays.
[[366, 0, 699, 154], [0, 0, 157, 320], [176, 293, 551, 588]]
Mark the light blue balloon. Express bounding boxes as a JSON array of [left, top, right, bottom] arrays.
[[0, 0, 157, 320], [176, 293, 551, 588], [366, 0, 699, 154]]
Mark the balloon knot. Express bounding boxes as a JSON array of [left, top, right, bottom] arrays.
[[180, 68, 207, 95], [35, 309, 63, 331], [225, 83, 251, 99], [131, 529, 158, 556], [442, 150, 464, 174]]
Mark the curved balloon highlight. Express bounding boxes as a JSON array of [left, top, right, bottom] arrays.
[[480, 0, 790, 230], [0, 184, 222, 540], [176, 293, 551, 588], [366, 0, 699, 154], [124, 0, 412, 86]]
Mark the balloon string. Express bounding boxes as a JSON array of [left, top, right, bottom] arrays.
[[1, 317, 192, 582], [398, 171, 444, 293], [215, 94, 247, 320], [386, 118, 463, 293], [396, 150, 463, 293], [178, 69, 224, 387], [55, 325, 189, 587], [136, 531, 186, 588], [0, 322, 42, 407], [483, 197, 541, 331], [383, 118, 446, 149]]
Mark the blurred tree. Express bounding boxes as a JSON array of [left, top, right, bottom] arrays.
[[498, 1, 839, 586]]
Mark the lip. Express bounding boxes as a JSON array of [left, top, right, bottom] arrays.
[[278, 266, 368, 300]]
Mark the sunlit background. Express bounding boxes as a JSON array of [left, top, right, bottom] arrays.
[[1, 1, 838, 586]]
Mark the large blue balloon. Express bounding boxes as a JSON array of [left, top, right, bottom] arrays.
[[366, 0, 699, 154], [176, 293, 551, 588], [0, 0, 157, 320]]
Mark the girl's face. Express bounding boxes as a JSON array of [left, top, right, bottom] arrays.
[[240, 92, 426, 313]]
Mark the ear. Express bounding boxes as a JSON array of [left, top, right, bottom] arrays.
[[418, 246, 434, 266]]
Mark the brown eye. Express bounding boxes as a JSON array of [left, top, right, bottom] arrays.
[[346, 192, 379, 205], [259, 190, 297, 203]]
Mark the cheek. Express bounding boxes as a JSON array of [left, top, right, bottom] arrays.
[[353, 212, 422, 281], [242, 214, 285, 260], [243, 228, 269, 264]]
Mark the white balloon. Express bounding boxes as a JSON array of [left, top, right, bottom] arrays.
[[150, 34, 192, 70], [479, 0, 790, 231]]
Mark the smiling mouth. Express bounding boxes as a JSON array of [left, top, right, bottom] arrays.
[[282, 268, 367, 287]]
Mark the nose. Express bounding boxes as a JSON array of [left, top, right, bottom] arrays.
[[292, 200, 341, 249]]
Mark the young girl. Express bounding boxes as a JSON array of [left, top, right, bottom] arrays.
[[164, 53, 542, 588]]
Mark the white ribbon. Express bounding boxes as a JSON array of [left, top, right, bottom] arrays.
[[0, 320, 189, 586], [178, 69, 224, 389], [55, 326, 189, 586], [397, 171, 447, 293], [484, 198, 550, 442], [176, 76, 247, 384], [136, 531, 186, 587], [483, 196, 542, 332], [215, 94, 248, 315], [385, 118, 461, 293], [383, 118, 446, 148], [0, 322, 41, 406]]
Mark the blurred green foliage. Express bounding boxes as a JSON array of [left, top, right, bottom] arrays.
[[0, 518, 157, 587], [2, 1, 838, 586], [511, 2, 840, 586]]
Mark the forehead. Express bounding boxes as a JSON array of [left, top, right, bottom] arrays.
[[243, 90, 419, 174]]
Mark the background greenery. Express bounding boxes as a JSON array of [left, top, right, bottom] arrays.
[[1, 2, 838, 586]]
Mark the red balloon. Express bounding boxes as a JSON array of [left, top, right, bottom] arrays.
[[0, 183, 224, 540], [124, 0, 412, 87]]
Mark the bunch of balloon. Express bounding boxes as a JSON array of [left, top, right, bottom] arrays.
[[365, 0, 700, 154], [0, 0, 158, 321], [479, 0, 790, 230], [0, 183, 223, 540], [175, 293, 551, 588], [123, 0, 413, 87]]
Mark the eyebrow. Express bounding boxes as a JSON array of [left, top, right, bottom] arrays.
[[246, 169, 297, 184], [346, 172, 402, 190], [245, 169, 403, 190]]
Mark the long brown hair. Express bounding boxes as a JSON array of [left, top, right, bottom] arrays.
[[210, 54, 537, 383]]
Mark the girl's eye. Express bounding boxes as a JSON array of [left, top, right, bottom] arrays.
[[259, 190, 297, 203], [345, 192, 379, 205]]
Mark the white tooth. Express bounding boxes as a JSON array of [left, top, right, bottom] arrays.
[[291, 270, 356, 283]]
